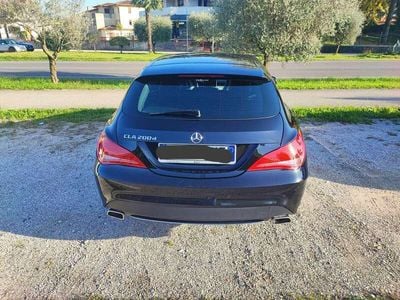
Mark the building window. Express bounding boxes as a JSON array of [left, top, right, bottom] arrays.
[[178, 0, 184, 6], [129, 20, 133, 25], [104, 7, 114, 14]]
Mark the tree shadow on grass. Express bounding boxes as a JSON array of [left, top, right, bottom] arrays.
[[331, 96, 400, 103]]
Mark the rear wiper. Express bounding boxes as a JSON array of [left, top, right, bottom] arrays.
[[149, 110, 201, 118]]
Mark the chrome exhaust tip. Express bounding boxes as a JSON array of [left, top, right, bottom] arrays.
[[107, 209, 125, 220], [273, 215, 291, 224]]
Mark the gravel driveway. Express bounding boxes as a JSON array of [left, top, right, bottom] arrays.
[[0, 121, 399, 299]]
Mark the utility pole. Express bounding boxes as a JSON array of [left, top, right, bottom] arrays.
[[186, 14, 189, 52]]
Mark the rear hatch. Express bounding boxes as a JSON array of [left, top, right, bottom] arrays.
[[117, 75, 283, 178]]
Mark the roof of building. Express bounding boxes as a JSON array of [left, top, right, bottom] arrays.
[[115, 0, 136, 6], [139, 53, 270, 79], [93, 1, 135, 8]]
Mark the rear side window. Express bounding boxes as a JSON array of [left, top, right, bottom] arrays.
[[123, 75, 280, 120]]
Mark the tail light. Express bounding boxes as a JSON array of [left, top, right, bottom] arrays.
[[248, 130, 306, 171], [96, 132, 146, 168]]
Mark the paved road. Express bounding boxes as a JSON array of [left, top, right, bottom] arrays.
[[0, 89, 399, 109], [1, 60, 400, 79]]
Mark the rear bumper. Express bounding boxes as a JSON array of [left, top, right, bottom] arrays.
[[94, 163, 308, 223]]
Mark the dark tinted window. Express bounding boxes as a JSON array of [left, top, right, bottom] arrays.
[[123, 75, 280, 120]]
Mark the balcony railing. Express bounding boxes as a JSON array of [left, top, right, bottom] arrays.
[[149, 6, 213, 17]]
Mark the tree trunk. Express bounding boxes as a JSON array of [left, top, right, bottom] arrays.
[[336, 44, 341, 54], [145, 10, 153, 53], [263, 53, 270, 70], [211, 37, 215, 53], [4, 24, 9, 39], [120, 45, 123, 54], [48, 57, 59, 84], [40, 35, 59, 84], [382, 0, 397, 44]]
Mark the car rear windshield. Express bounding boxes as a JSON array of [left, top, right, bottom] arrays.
[[123, 75, 280, 120]]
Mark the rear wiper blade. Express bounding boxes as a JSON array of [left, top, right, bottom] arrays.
[[149, 110, 201, 118]]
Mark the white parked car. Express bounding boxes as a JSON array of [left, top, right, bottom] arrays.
[[0, 39, 27, 52]]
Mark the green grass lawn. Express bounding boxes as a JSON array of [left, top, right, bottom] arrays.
[[313, 53, 400, 60], [1, 77, 399, 90], [293, 107, 400, 123], [0, 108, 115, 123], [0, 77, 132, 90], [0, 51, 399, 62], [1, 107, 399, 124], [277, 77, 400, 89], [0, 51, 164, 61]]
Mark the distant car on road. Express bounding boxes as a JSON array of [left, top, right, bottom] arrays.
[[0, 39, 27, 52], [14, 39, 35, 51], [94, 53, 308, 224]]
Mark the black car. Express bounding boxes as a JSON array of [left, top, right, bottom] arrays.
[[94, 54, 308, 224]]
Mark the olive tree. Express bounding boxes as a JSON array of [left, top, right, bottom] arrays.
[[131, 0, 163, 53], [0, 0, 15, 38], [134, 16, 171, 52], [2, 0, 88, 83], [215, 0, 341, 68], [86, 31, 100, 51], [109, 36, 131, 53], [332, 7, 365, 53], [188, 12, 221, 53]]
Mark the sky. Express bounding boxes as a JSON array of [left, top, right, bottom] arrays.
[[85, 0, 119, 9]]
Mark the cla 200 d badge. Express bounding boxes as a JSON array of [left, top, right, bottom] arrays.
[[95, 53, 308, 223]]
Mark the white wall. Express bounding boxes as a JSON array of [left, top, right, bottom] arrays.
[[187, 0, 198, 6], [118, 6, 143, 29], [95, 13, 105, 30]]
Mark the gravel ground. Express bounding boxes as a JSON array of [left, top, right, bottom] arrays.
[[0, 121, 399, 299]]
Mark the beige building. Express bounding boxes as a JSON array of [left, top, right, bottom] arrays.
[[86, 0, 215, 49], [87, 1, 144, 43]]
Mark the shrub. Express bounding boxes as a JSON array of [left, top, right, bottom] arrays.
[[109, 36, 131, 53], [134, 16, 171, 52]]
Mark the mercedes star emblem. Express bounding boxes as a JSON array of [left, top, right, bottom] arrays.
[[190, 132, 203, 144]]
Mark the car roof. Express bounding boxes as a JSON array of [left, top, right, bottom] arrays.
[[139, 53, 271, 79]]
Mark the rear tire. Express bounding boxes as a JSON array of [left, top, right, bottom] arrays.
[[8, 47, 16, 52]]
